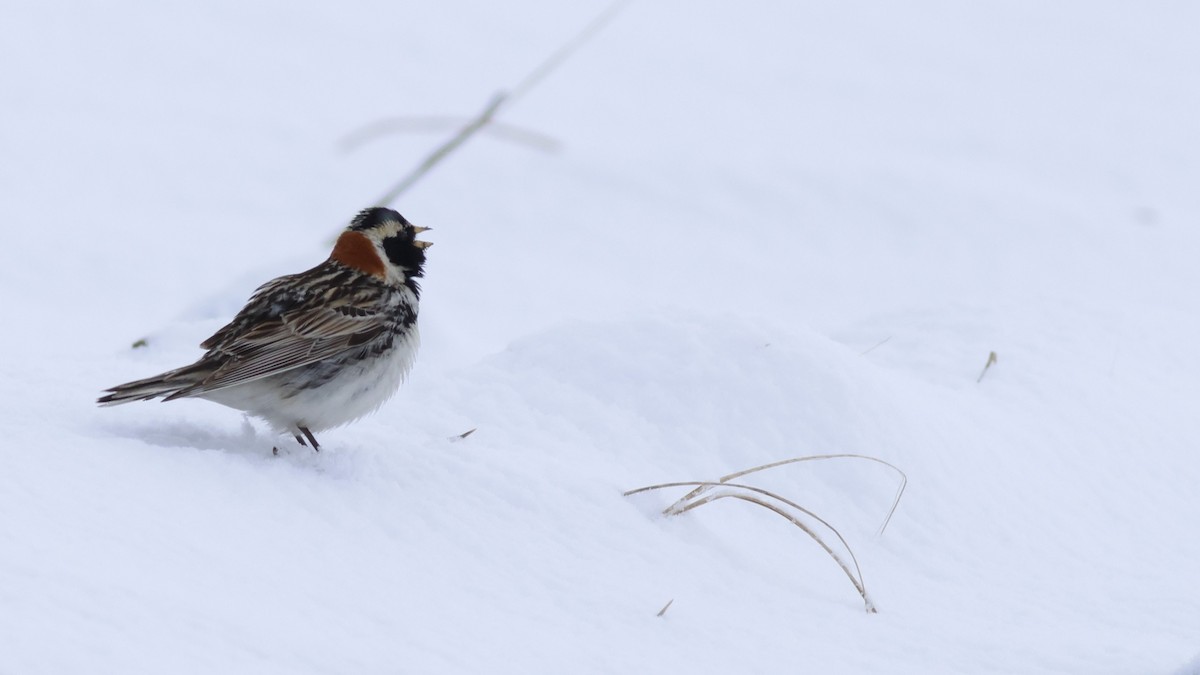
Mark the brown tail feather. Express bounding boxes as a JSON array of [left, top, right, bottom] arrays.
[[97, 363, 211, 406]]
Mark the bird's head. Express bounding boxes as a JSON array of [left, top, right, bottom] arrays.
[[331, 207, 431, 292]]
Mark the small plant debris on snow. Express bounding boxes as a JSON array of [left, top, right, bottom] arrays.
[[448, 428, 477, 442], [859, 336, 892, 356], [976, 351, 999, 383]]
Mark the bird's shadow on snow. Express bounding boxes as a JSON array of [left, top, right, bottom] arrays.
[[98, 416, 336, 471]]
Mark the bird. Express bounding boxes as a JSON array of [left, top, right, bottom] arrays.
[[98, 207, 431, 452]]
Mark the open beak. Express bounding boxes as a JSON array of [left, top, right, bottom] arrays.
[[412, 226, 432, 249]]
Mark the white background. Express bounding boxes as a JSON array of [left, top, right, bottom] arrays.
[[3, 2, 1199, 673]]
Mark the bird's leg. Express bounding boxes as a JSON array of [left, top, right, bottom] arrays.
[[299, 426, 321, 452], [293, 434, 307, 447]]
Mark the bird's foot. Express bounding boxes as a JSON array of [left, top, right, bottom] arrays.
[[297, 426, 321, 452]]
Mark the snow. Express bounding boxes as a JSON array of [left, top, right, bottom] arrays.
[[3, 1, 1199, 673]]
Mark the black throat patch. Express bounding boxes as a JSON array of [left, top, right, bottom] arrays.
[[382, 234, 426, 297]]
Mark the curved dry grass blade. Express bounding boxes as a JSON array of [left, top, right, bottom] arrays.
[[623, 480, 716, 497], [674, 490, 876, 613], [713, 482, 867, 600], [641, 482, 868, 601], [673, 454, 907, 535], [624, 480, 875, 612]]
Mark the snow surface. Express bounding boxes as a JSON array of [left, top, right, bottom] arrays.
[[3, 1, 1200, 673]]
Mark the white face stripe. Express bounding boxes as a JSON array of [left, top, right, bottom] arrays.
[[360, 219, 403, 242]]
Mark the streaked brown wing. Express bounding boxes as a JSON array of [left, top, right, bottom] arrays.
[[175, 276, 389, 397], [199, 310, 384, 391], [199, 272, 305, 350]]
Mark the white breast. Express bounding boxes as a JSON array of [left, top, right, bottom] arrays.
[[202, 326, 420, 435]]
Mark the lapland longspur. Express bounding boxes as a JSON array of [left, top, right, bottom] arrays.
[[98, 207, 431, 451]]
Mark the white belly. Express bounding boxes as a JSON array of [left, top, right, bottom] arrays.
[[202, 327, 419, 434]]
